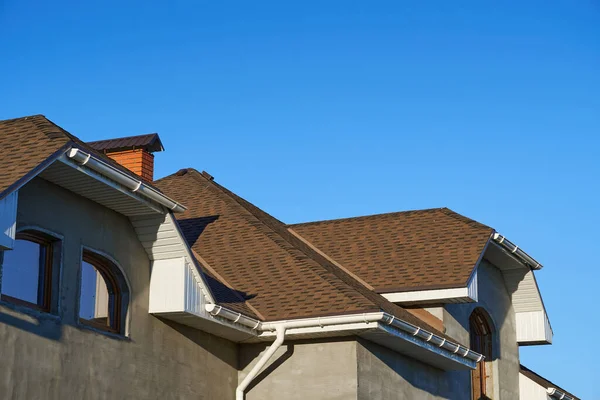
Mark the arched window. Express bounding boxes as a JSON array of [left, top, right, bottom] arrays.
[[470, 308, 494, 400], [78, 250, 129, 334], [1, 230, 59, 312]]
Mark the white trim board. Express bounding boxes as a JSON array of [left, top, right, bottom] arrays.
[[0, 191, 18, 250], [382, 268, 478, 305]]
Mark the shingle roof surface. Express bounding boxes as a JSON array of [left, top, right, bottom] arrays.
[[0, 115, 165, 199], [155, 169, 449, 338], [0, 115, 72, 197], [88, 133, 163, 153], [291, 208, 493, 293], [520, 364, 579, 399]]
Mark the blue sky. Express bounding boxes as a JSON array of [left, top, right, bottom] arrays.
[[1, 1, 598, 397]]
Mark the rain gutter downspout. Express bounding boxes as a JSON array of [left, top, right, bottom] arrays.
[[236, 326, 285, 400], [66, 148, 187, 213], [205, 304, 483, 399]]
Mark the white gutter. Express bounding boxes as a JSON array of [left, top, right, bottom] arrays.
[[547, 388, 576, 400], [205, 303, 483, 400], [67, 148, 186, 213], [492, 232, 542, 270]]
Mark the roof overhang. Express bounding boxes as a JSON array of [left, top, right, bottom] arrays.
[[485, 239, 553, 345], [519, 368, 579, 400], [381, 268, 479, 305], [204, 305, 483, 371], [0, 144, 186, 250]]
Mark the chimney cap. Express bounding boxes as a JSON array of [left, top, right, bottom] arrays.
[[88, 133, 164, 153]]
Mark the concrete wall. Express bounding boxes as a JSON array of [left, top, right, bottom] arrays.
[[239, 339, 358, 400], [444, 259, 521, 400], [357, 338, 470, 400], [0, 178, 238, 400]]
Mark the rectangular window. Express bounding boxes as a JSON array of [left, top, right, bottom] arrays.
[[1, 231, 56, 311]]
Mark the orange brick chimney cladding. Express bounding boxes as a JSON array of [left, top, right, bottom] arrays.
[[107, 149, 155, 182]]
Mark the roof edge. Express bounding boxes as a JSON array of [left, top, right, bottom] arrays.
[[207, 304, 483, 368]]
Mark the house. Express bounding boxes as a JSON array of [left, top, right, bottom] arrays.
[[0, 115, 578, 399]]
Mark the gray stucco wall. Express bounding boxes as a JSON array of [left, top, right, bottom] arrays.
[[356, 338, 468, 400], [239, 339, 358, 400], [0, 178, 238, 400], [444, 259, 520, 400]]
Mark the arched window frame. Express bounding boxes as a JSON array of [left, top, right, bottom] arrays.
[[78, 248, 130, 335], [470, 307, 495, 400], [1, 228, 62, 313]]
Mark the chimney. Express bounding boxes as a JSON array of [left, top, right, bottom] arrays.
[[87, 133, 164, 182]]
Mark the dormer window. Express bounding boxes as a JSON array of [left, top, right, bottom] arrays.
[[1, 230, 60, 312]]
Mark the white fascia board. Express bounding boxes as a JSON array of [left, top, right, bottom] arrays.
[[382, 268, 478, 305]]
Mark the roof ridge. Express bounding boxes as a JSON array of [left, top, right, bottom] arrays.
[[290, 207, 445, 227], [0, 114, 46, 123], [436, 207, 493, 231]]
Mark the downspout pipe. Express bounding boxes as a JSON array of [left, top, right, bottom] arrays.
[[66, 148, 187, 213], [547, 388, 575, 400], [492, 232, 542, 270], [236, 326, 286, 400]]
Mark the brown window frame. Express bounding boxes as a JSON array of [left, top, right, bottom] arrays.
[[470, 308, 494, 400], [78, 250, 125, 334], [1, 230, 55, 312]]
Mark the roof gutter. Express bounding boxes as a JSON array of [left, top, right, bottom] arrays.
[[547, 388, 576, 400], [66, 148, 186, 213], [205, 303, 483, 399], [492, 232, 542, 270]]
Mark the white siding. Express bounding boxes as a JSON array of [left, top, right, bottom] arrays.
[[149, 257, 206, 316], [0, 191, 18, 250], [504, 269, 544, 312], [149, 257, 186, 313], [520, 372, 551, 400], [516, 311, 553, 344], [504, 269, 553, 344]]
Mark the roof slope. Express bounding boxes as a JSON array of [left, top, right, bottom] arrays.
[[520, 364, 579, 399], [291, 208, 493, 293], [0, 115, 72, 197], [0, 115, 164, 199], [154, 169, 449, 338]]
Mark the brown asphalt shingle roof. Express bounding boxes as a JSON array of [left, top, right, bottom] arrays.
[[0, 115, 166, 200], [0, 115, 72, 198], [155, 169, 450, 339], [291, 208, 493, 293], [520, 364, 579, 399]]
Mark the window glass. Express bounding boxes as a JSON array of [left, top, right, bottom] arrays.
[[79, 261, 110, 328], [2, 239, 44, 305]]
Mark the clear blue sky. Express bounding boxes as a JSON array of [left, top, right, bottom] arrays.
[[1, 1, 598, 397]]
